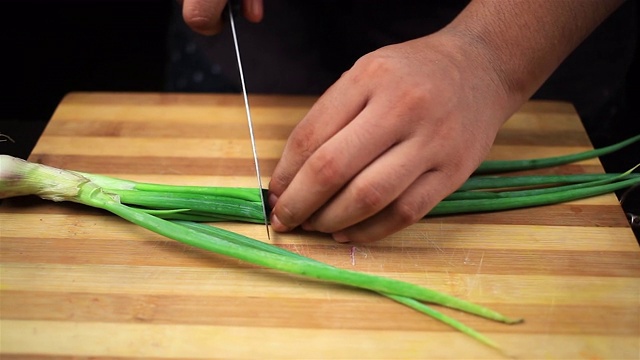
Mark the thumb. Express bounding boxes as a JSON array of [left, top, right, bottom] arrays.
[[182, 0, 226, 35]]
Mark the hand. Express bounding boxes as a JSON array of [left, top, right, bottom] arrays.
[[268, 31, 522, 243], [180, 0, 264, 35]]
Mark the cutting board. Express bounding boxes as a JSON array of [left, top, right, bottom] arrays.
[[1, 92, 639, 359]]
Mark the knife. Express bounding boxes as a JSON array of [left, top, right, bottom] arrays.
[[227, 1, 271, 239]]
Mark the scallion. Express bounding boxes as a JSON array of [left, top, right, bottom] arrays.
[[0, 154, 520, 350], [1, 133, 638, 350], [475, 133, 640, 174]]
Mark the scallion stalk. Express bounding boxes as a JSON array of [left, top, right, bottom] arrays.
[[475, 134, 640, 174], [445, 166, 639, 201], [457, 173, 640, 191], [431, 177, 640, 216], [74, 171, 263, 202], [1, 133, 638, 350], [175, 220, 502, 349], [0, 154, 520, 350]]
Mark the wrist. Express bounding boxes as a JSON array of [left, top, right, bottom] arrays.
[[439, 0, 624, 111], [422, 28, 526, 128], [437, 24, 531, 113]]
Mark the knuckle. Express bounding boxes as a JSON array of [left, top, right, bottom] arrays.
[[398, 85, 431, 106], [350, 54, 394, 82], [275, 201, 298, 227], [358, 53, 394, 73], [287, 126, 315, 159], [268, 171, 290, 195], [352, 182, 386, 213], [307, 151, 344, 187], [392, 197, 428, 227]]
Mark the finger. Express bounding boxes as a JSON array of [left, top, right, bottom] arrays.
[[304, 138, 427, 233], [243, 0, 263, 22], [268, 74, 367, 199], [331, 168, 462, 243], [182, 0, 226, 35], [270, 102, 400, 232]]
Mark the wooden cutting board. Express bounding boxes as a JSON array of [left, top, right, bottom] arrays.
[[1, 92, 638, 359]]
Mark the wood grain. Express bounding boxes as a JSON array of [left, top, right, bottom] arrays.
[[1, 92, 638, 359]]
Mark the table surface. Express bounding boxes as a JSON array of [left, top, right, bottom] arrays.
[[1, 92, 639, 359]]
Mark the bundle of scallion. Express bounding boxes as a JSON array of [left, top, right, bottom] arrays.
[[1, 133, 638, 350]]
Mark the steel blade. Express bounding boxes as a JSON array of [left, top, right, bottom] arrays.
[[228, 5, 270, 239]]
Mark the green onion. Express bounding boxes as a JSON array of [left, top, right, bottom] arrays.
[[73, 171, 263, 202], [475, 133, 640, 174], [457, 173, 640, 191], [175, 220, 501, 349], [109, 189, 265, 221], [431, 176, 640, 215], [445, 166, 639, 201], [1, 134, 638, 350], [0, 154, 519, 350]]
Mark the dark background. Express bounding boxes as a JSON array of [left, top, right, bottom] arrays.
[[1, 0, 172, 158], [1, 0, 639, 239]]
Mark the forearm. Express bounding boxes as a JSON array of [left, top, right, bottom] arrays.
[[443, 0, 625, 105]]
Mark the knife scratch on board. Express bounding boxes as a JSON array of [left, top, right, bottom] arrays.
[[465, 250, 485, 297], [349, 246, 369, 266]]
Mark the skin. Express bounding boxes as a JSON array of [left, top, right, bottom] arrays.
[[180, 0, 264, 35], [181, 0, 624, 243]]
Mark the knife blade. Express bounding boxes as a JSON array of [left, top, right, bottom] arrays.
[[227, 3, 271, 239]]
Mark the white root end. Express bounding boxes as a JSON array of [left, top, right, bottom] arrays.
[[0, 155, 89, 202]]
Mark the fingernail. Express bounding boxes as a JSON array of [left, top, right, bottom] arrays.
[[268, 193, 278, 208], [332, 232, 350, 243], [270, 213, 290, 232]]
